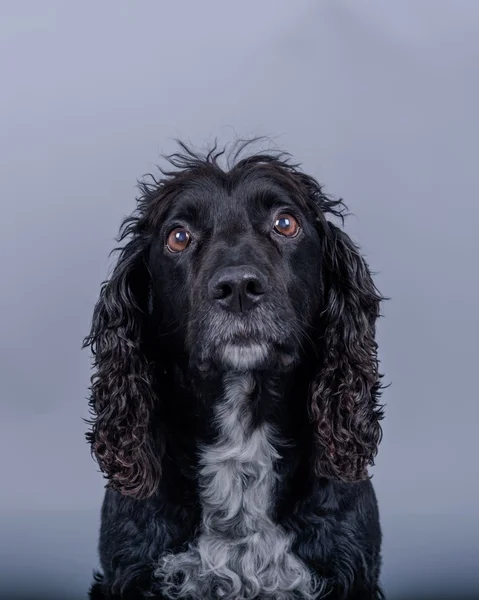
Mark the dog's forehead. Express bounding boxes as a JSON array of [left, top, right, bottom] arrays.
[[169, 173, 299, 231]]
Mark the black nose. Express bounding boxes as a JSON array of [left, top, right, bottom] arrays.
[[208, 266, 268, 313]]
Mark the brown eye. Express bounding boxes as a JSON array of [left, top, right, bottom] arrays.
[[166, 227, 191, 252], [273, 213, 300, 237]]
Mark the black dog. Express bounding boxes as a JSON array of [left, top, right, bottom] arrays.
[[85, 142, 385, 599]]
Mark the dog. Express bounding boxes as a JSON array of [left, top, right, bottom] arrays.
[[84, 141, 385, 599]]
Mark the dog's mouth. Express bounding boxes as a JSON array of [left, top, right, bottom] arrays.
[[192, 309, 299, 372]]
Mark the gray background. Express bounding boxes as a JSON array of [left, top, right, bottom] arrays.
[[1, 1, 478, 598]]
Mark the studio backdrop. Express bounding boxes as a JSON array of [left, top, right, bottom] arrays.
[[1, 1, 478, 598]]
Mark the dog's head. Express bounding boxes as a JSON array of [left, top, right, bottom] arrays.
[[84, 142, 384, 499]]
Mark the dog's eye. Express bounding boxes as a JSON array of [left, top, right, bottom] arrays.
[[166, 227, 191, 253], [273, 214, 300, 238]]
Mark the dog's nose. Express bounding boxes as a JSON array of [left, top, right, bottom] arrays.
[[208, 266, 268, 313]]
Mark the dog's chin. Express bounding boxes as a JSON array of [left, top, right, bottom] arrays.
[[197, 341, 297, 373], [220, 342, 270, 371]]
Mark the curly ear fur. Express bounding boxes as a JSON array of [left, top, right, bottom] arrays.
[[83, 237, 162, 499], [276, 160, 384, 482], [309, 221, 384, 482]]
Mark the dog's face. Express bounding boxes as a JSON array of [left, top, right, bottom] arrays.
[[148, 172, 322, 372]]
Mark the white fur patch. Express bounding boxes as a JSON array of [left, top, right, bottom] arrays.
[[220, 342, 269, 370], [155, 374, 320, 600]]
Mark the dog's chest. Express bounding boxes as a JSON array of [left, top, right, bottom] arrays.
[[156, 374, 317, 600], [198, 373, 280, 533]]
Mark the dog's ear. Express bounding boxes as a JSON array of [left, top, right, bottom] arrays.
[[83, 236, 162, 499], [309, 222, 384, 482]]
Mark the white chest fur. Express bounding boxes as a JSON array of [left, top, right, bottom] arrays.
[[156, 374, 319, 600]]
